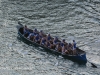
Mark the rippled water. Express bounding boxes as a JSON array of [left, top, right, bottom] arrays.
[[0, 0, 100, 75]]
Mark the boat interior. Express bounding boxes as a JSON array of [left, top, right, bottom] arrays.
[[18, 26, 86, 55]]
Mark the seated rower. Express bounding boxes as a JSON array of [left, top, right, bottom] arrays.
[[47, 37, 59, 49], [46, 33, 52, 42], [23, 25, 30, 36], [60, 39, 66, 47], [67, 43, 73, 55], [34, 34, 40, 43], [39, 30, 45, 39], [33, 28, 39, 35], [53, 37, 59, 45], [27, 30, 35, 40], [45, 41, 56, 49], [40, 37, 46, 46], [62, 44, 69, 54], [55, 42, 62, 52]]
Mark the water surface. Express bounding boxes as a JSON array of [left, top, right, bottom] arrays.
[[0, 0, 100, 75]]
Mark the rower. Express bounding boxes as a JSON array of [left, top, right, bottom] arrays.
[[45, 41, 51, 48], [60, 39, 66, 47], [39, 30, 44, 39], [33, 28, 38, 35], [55, 42, 62, 52], [67, 43, 73, 55], [40, 37, 46, 46], [46, 33, 52, 41], [34, 34, 40, 43], [53, 37, 59, 45], [62, 44, 69, 54], [48, 37, 59, 49], [27, 30, 35, 39], [23, 25, 30, 36]]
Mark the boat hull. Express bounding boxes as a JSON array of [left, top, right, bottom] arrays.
[[17, 24, 87, 64]]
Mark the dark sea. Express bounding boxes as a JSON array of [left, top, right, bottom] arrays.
[[0, 0, 100, 75]]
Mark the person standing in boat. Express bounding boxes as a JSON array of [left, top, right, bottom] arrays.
[[72, 40, 77, 55]]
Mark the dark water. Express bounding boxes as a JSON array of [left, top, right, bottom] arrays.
[[0, 0, 100, 75]]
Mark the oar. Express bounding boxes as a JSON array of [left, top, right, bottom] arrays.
[[77, 47, 97, 68], [79, 54, 97, 68], [18, 21, 23, 26], [87, 60, 97, 68]]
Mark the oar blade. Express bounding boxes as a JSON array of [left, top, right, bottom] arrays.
[[91, 63, 97, 68], [18, 21, 23, 26]]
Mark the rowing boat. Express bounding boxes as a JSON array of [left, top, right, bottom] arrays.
[[17, 22, 87, 64]]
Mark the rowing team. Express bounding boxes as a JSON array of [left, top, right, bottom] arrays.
[[23, 25, 77, 55]]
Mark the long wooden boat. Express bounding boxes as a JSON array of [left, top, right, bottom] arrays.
[[17, 22, 87, 64]]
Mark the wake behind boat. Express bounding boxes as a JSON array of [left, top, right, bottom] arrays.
[[17, 22, 87, 64]]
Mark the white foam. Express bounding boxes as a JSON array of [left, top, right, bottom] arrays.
[[17, 49, 28, 57]]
